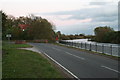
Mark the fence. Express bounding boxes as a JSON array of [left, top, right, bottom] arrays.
[[59, 40, 120, 57]]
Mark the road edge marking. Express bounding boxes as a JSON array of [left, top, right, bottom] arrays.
[[65, 52, 85, 60], [43, 52, 80, 80], [101, 65, 120, 73], [52, 47, 61, 51]]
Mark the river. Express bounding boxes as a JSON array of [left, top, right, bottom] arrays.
[[64, 39, 120, 47]]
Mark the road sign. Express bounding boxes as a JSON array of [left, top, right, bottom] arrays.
[[6, 34, 11, 37]]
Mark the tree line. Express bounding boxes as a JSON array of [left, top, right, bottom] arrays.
[[1, 11, 119, 44], [57, 26, 120, 44], [1, 11, 57, 42], [94, 26, 120, 44], [56, 31, 94, 40]]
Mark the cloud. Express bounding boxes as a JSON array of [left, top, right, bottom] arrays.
[[33, 2, 118, 35], [51, 18, 92, 26], [89, 2, 108, 5], [93, 16, 117, 22], [56, 20, 118, 35], [63, 5, 116, 22], [38, 3, 117, 23]]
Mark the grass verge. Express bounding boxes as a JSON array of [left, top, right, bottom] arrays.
[[2, 42, 63, 78]]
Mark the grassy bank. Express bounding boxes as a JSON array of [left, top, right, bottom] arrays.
[[2, 42, 63, 78]]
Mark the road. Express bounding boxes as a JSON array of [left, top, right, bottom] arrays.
[[29, 43, 119, 79]]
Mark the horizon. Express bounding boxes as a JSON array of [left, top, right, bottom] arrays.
[[0, 0, 119, 35]]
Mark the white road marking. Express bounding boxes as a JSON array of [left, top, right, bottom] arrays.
[[101, 66, 120, 73], [65, 52, 85, 60], [52, 46, 85, 60], [43, 52, 80, 80], [52, 47, 61, 51]]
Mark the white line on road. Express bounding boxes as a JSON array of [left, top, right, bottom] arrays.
[[101, 66, 120, 73], [52, 47, 85, 60], [43, 52, 80, 80], [65, 52, 85, 60], [52, 47, 61, 51]]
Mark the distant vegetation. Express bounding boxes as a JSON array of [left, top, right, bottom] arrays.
[[56, 31, 94, 40], [57, 26, 120, 44], [1, 11, 57, 42], [93, 26, 120, 44], [1, 11, 119, 44]]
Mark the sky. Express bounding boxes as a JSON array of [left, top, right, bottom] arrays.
[[0, 0, 119, 35]]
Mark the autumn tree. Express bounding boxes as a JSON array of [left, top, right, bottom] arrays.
[[94, 26, 114, 42], [29, 16, 56, 41]]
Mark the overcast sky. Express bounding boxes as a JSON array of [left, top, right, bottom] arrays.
[[0, 0, 119, 35]]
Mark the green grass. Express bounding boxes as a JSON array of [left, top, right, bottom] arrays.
[[2, 42, 32, 49], [2, 42, 63, 78]]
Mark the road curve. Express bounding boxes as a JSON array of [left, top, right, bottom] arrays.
[[29, 43, 119, 79]]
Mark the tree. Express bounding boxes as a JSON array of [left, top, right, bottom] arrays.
[[0, 12, 56, 42], [60, 34, 70, 40], [94, 26, 114, 42], [11, 26, 22, 40], [104, 31, 120, 43], [1, 11, 7, 39], [56, 31, 61, 40], [29, 17, 56, 41]]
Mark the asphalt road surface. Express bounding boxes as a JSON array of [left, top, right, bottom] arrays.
[[29, 43, 119, 79]]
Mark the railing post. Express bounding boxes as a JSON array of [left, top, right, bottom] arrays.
[[74, 42, 76, 47], [102, 44, 104, 54], [72, 41, 73, 46], [80, 42, 81, 48], [96, 43, 97, 52], [79, 42, 80, 48], [76, 42, 78, 48], [77, 42, 79, 48], [110, 45, 112, 55], [89, 43, 91, 51], [78, 42, 79, 48], [75, 42, 76, 47], [67, 41, 68, 45], [85, 43, 86, 49], [72, 41, 74, 47], [81, 42, 82, 48]]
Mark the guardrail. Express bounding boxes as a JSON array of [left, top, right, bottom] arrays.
[[59, 40, 120, 57]]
